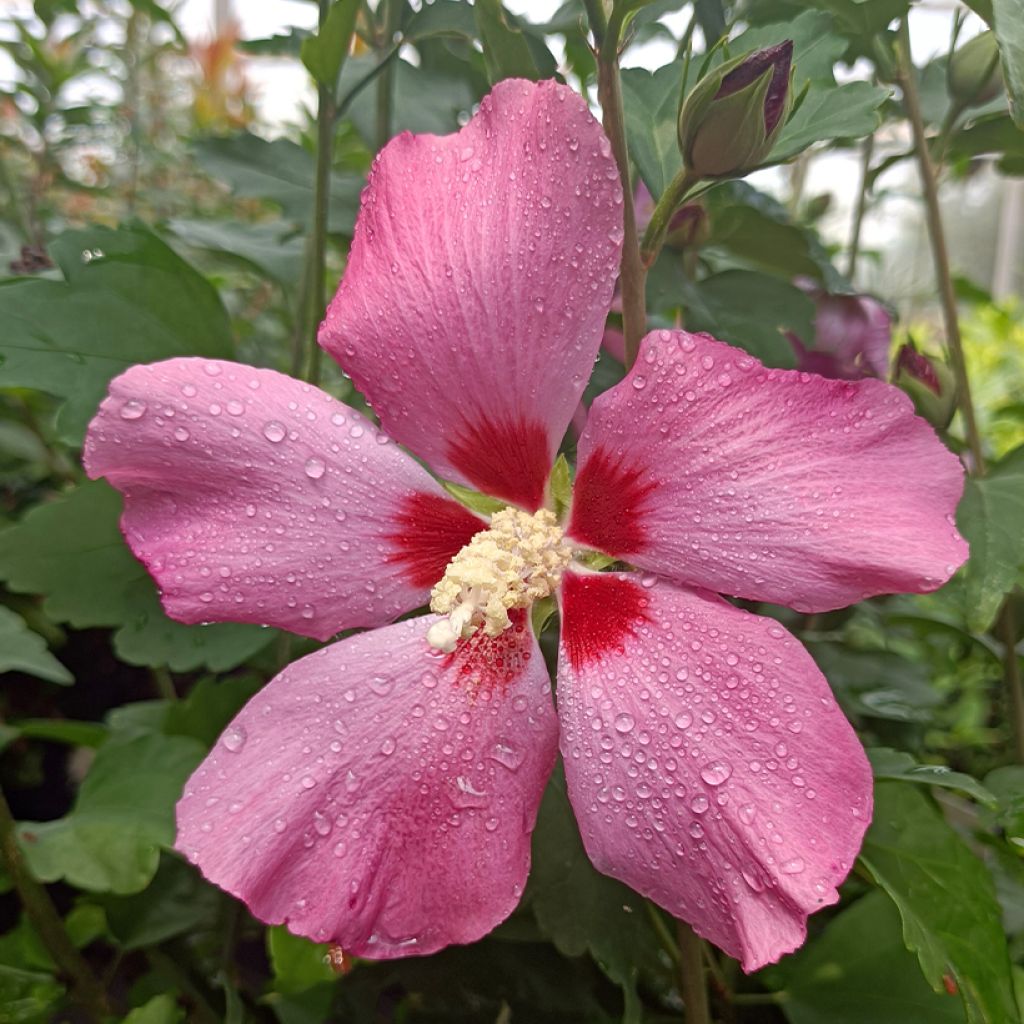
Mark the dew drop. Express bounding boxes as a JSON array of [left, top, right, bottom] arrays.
[[119, 399, 147, 420], [263, 420, 286, 443], [304, 457, 326, 480], [222, 725, 247, 753]]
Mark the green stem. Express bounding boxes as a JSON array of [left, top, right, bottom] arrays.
[[846, 133, 874, 279], [644, 900, 681, 966], [677, 920, 711, 1024], [0, 787, 109, 1019], [589, 1, 646, 369], [152, 666, 177, 701], [305, 73, 335, 386], [640, 166, 700, 267], [375, 0, 400, 150], [1001, 601, 1024, 763], [896, 18, 985, 474]]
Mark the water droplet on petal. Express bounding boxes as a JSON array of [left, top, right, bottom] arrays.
[[263, 420, 286, 443], [222, 725, 247, 752], [304, 457, 326, 480], [119, 399, 147, 420]]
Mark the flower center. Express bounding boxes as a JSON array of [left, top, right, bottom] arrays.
[[426, 507, 571, 652]]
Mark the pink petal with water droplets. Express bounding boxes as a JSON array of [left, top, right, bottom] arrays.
[[176, 612, 557, 957], [319, 78, 623, 510], [556, 570, 871, 971], [84, 358, 484, 641], [569, 330, 967, 613]]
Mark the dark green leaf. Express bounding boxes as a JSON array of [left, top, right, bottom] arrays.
[[621, 60, 689, 199], [0, 481, 275, 672], [808, 642, 941, 723], [122, 993, 185, 1024], [707, 182, 846, 287], [101, 856, 220, 950], [267, 926, 334, 995], [528, 767, 664, 1023], [984, 765, 1024, 847], [0, 606, 72, 684], [868, 748, 997, 806], [684, 269, 810, 365], [164, 675, 263, 748], [772, 80, 889, 161], [194, 134, 363, 232], [0, 225, 233, 444], [860, 782, 1020, 1024], [993, 0, 1024, 127], [301, 0, 358, 86], [166, 219, 305, 286], [796, 0, 910, 37], [18, 732, 205, 894], [956, 445, 1024, 631], [10, 719, 107, 748], [772, 891, 967, 1023], [404, 0, 478, 40], [0, 965, 64, 1024], [475, 0, 542, 82]]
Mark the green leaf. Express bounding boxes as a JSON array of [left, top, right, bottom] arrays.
[[772, 891, 968, 1024], [337, 57, 480, 140], [984, 765, 1024, 848], [859, 782, 1020, 1024], [956, 445, 1024, 631], [441, 479, 504, 517], [706, 182, 847, 288], [10, 719, 107, 748], [807, 641, 941, 724], [772, 80, 889, 161], [993, 0, 1024, 127], [0, 606, 72, 684], [404, 0, 478, 41], [166, 219, 305, 286], [301, 0, 358, 86], [164, 675, 263, 748], [17, 732, 205, 894], [0, 481, 274, 672], [0, 965, 64, 1024], [194, 134, 363, 233], [267, 926, 334, 995], [528, 767, 664, 1023], [474, 0, 541, 83], [683, 269, 809, 366], [796, 0, 910, 37], [0, 225, 233, 444], [947, 114, 1024, 175], [868, 748, 997, 807], [621, 60, 689, 199], [101, 856, 219, 951], [122, 993, 185, 1024]]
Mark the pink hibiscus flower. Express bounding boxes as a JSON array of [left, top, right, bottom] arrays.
[[82, 79, 967, 971]]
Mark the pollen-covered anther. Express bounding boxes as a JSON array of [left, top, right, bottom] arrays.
[[426, 507, 570, 651]]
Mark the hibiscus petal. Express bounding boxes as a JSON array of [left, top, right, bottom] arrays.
[[176, 612, 557, 957], [568, 330, 967, 612], [556, 570, 871, 971], [319, 78, 623, 511], [84, 358, 484, 641]]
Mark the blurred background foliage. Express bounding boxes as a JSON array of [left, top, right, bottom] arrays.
[[1, 0, 1024, 1021]]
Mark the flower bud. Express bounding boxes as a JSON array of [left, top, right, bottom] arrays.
[[678, 41, 793, 179], [893, 343, 957, 429], [788, 282, 892, 381], [665, 203, 710, 250], [948, 31, 1003, 108]]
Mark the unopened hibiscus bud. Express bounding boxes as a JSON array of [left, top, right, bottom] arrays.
[[788, 282, 892, 381], [678, 41, 793, 179], [665, 203, 710, 250], [948, 31, 1003, 108], [894, 343, 957, 429]]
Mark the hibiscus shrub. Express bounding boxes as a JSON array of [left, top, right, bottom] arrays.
[[1, 1, 1024, 1022]]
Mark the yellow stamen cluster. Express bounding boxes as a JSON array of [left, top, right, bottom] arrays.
[[426, 507, 571, 652]]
